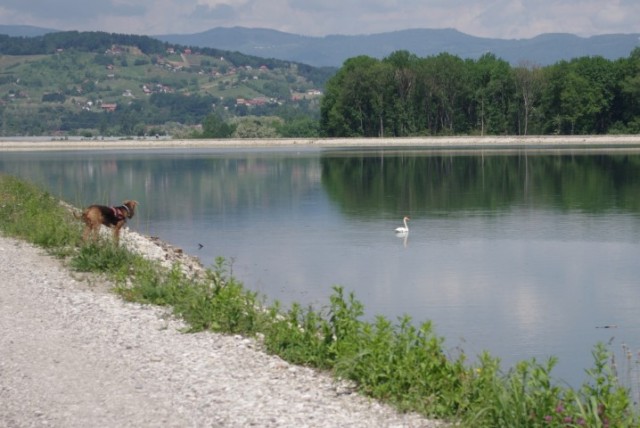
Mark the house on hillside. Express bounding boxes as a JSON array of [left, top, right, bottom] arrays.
[[101, 103, 117, 112]]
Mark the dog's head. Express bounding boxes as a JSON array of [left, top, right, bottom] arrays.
[[122, 200, 138, 219]]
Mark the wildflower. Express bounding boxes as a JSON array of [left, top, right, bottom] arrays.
[[598, 403, 606, 416]]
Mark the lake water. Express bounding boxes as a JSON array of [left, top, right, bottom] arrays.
[[2, 145, 640, 388]]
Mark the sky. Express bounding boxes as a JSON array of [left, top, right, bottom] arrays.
[[1, 0, 639, 39]]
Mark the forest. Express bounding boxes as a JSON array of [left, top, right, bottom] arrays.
[[319, 49, 640, 137]]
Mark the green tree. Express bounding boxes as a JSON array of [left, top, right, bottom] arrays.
[[513, 62, 544, 135], [201, 113, 236, 138], [470, 53, 515, 135], [276, 117, 320, 137], [424, 53, 471, 134], [41, 93, 66, 103], [320, 56, 391, 137], [572, 56, 620, 133], [383, 51, 420, 136], [616, 48, 640, 132], [541, 57, 620, 134]]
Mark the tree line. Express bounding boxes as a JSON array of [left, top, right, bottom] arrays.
[[0, 31, 168, 55], [320, 49, 640, 137]]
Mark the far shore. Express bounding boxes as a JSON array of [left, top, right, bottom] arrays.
[[1, 135, 640, 152]]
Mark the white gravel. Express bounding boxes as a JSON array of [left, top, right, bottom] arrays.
[[1, 135, 640, 152], [0, 233, 443, 428]]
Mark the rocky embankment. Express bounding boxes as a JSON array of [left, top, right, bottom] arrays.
[[0, 226, 443, 428]]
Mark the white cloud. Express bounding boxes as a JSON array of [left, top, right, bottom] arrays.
[[0, 0, 146, 22], [189, 4, 238, 20], [0, 0, 638, 38]]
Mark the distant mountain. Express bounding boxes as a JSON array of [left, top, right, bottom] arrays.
[[0, 24, 57, 37], [155, 27, 640, 67], [2, 24, 638, 67]]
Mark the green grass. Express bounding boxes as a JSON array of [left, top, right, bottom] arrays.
[[0, 174, 82, 253], [1, 172, 638, 427]]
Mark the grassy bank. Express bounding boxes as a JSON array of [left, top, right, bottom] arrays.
[[1, 173, 637, 427]]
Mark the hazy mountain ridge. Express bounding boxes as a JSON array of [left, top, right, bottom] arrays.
[[1, 25, 637, 67], [0, 24, 57, 38], [154, 27, 640, 67]]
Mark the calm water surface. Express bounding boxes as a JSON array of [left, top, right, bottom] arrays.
[[2, 146, 640, 387]]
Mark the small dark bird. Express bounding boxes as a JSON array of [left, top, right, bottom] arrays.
[[198, 243, 204, 249]]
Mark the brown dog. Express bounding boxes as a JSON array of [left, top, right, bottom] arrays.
[[77, 200, 138, 244]]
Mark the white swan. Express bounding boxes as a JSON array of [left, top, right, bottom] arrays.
[[395, 216, 410, 234]]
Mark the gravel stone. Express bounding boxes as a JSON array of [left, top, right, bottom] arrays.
[[0, 233, 444, 428]]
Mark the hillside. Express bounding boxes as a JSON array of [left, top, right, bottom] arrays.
[[0, 31, 334, 137]]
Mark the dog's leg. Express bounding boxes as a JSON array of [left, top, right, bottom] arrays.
[[113, 222, 123, 245], [87, 224, 97, 242], [81, 212, 97, 242], [92, 225, 101, 241]]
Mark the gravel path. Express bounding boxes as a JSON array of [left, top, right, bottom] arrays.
[[0, 234, 442, 428]]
